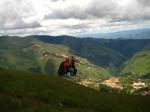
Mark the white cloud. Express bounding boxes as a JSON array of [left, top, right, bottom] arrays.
[[0, 0, 150, 36], [0, 0, 41, 30]]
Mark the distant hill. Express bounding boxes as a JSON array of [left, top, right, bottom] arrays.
[[75, 28, 150, 39], [0, 69, 150, 112], [121, 51, 150, 77]]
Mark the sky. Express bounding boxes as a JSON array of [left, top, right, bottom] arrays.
[[0, 0, 150, 36]]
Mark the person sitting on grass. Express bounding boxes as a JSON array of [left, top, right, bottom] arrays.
[[58, 57, 70, 76], [58, 56, 78, 77], [68, 56, 78, 76]]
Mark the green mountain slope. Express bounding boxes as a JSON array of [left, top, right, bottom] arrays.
[[35, 36, 150, 67], [0, 36, 110, 79], [1, 35, 150, 77], [121, 51, 150, 76], [35, 36, 127, 67], [0, 69, 150, 112]]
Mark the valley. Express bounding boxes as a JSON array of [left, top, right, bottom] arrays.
[[0, 35, 150, 95]]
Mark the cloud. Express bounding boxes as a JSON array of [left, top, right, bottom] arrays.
[[137, 0, 150, 6], [51, 0, 65, 2], [0, 0, 150, 36], [45, 0, 118, 20], [45, 0, 150, 21], [0, 0, 41, 30]]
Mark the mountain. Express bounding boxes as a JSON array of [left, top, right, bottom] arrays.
[[34, 35, 150, 67], [34, 35, 125, 68], [75, 28, 150, 39], [0, 69, 150, 112], [0, 36, 110, 79], [121, 51, 150, 77], [0, 35, 150, 77]]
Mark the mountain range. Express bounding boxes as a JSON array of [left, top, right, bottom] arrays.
[[0, 32, 150, 78], [75, 28, 150, 39], [0, 30, 150, 111]]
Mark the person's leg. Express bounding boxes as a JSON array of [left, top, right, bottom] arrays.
[[68, 68, 74, 76], [73, 68, 77, 76], [58, 70, 64, 76], [58, 68, 68, 76], [69, 67, 77, 76], [58, 62, 65, 76], [64, 70, 69, 76]]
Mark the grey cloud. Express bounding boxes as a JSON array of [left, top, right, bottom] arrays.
[[137, 0, 150, 6], [45, 0, 150, 22], [0, 10, 41, 30], [119, 0, 150, 22], [45, 0, 117, 20], [0, 0, 41, 30], [63, 24, 90, 30], [86, 0, 119, 18], [1, 0, 150, 36], [3, 20, 41, 30], [45, 6, 89, 20]]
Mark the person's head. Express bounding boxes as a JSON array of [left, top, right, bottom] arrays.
[[65, 57, 69, 62], [71, 56, 75, 60]]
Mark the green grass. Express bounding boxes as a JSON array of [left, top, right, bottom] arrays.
[[0, 36, 111, 79], [78, 64, 110, 79], [0, 69, 150, 112], [121, 51, 150, 76]]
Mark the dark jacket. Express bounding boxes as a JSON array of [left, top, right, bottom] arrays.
[[58, 61, 69, 76]]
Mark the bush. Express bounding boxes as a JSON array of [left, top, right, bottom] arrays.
[[99, 84, 118, 93], [120, 86, 135, 94]]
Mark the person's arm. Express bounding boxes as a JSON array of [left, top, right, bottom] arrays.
[[64, 63, 68, 72]]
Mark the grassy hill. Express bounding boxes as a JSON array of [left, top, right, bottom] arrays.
[[1, 35, 150, 77], [0, 36, 110, 79], [35, 35, 150, 67], [34, 35, 126, 67], [0, 69, 150, 112], [121, 51, 150, 77]]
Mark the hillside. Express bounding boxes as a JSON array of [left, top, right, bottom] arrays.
[[0, 69, 150, 112], [1, 35, 150, 77], [0, 36, 110, 79], [121, 51, 150, 77], [34, 35, 150, 67], [34, 35, 126, 67]]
